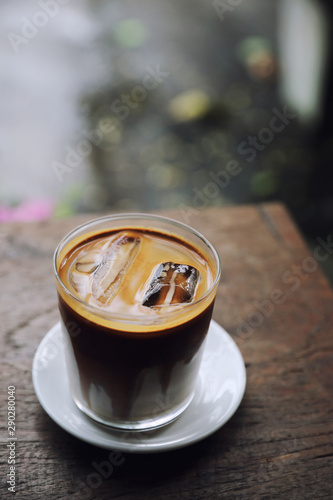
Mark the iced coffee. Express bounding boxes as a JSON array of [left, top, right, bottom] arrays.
[[54, 214, 220, 430]]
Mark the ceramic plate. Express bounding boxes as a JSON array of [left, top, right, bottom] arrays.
[[32, 320, 246, 453]]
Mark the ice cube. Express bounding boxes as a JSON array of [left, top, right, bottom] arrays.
[[75, 250, 103, 274], [69, 244, 109, 298], [69, 264, 90, 299], [91, 232, 141, 305], [142, 262, 199, 307]]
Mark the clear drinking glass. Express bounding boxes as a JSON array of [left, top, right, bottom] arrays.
[[53, 214, 221, 431]]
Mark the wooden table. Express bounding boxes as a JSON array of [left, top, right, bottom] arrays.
[[1, 203, 333, 499]]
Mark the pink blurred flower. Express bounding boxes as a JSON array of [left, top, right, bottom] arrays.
[[0, 199, 54, 222]]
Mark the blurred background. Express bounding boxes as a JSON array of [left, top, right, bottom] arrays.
[[1, 0, 332, 280]]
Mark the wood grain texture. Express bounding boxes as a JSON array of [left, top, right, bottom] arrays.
[[1, 203, 333, 499]]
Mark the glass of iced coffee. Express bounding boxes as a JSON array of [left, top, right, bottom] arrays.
[[54, 214, 221, 431]]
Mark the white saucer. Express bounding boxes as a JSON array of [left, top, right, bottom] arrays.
[[32, 320, 246, 453]]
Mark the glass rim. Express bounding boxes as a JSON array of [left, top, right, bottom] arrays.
[[53, 213, 221, 324]]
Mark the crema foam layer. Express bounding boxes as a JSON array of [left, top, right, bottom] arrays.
[[57, 227, 216, 331]]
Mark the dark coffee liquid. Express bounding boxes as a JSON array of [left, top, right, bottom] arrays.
[[59, 295, 214, 421], [56, 227, 216, 425]]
